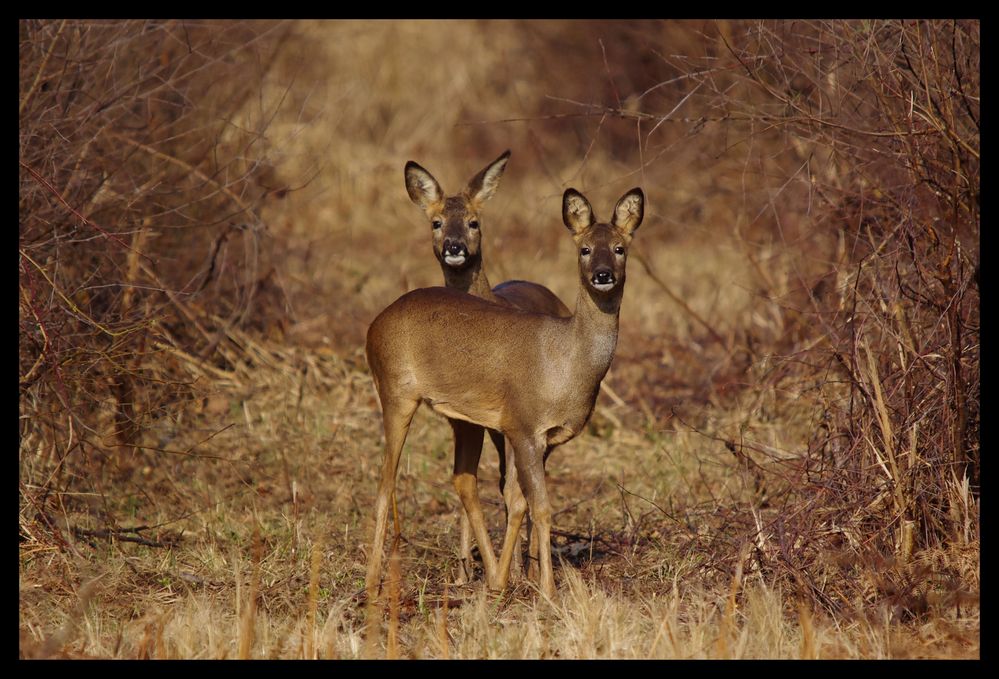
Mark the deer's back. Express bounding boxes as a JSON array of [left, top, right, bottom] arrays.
[[493, 280, 570, 318]]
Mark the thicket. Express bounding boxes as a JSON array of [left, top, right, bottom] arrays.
[[609, 20, 980, 616], [19, 20, 294, 546]]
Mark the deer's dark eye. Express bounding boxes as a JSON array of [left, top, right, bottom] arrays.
[[580, 247, 591, 256], [614, 246, 625, 255], [432, 219, 443, 230], [468, 219, 479, 229]]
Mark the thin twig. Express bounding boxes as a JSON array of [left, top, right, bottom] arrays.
[[634, 251, 729, 349], [70, 526, 170, 548], [19, 160, 148, 258], [19, 19, 68, 115]]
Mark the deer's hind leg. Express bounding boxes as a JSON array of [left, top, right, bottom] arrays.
[[490, 429, 525, 581], [451, 419, 500, 589]]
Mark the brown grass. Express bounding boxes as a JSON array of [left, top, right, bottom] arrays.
[[20, 20, 978, 659]]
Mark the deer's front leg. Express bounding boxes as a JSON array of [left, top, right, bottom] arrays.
[[511, 433, 555, 598]]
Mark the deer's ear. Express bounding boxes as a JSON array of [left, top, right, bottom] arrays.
[[563, 188, 595, 235], [405, 161, 444, 212], [465, 150, 510, 208], [611, 188, 644, 237]]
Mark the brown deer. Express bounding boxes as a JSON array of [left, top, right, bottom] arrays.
[[365, 187, 644, 598], [404, 150, 570, 584]]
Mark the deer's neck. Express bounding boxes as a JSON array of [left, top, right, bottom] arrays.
[[569, 285, 622, 381], [441, 258, 498, 303]]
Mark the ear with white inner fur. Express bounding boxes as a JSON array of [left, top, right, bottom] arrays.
[[465, 150, 511, 208], [405, 161, 444, 212], [562, 188, 595, 235], [611, 188, 644, 237]]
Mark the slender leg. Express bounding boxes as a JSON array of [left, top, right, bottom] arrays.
[[495, 448, 529, 591], [490, 429, 506, 491], [489, 429, 523, 580], [451, 419, 501, 589], [365, 397, 420, 601], [453, 419, 485, 585], [526, 445, 554, 581], [512, 435, 555, 598], [456, 510, 473, 585], [526, 513, 538, 581]]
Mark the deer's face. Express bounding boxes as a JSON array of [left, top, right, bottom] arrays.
[[563, 188, 644, 297], [574, 223, 630, 294], [429, 196, 482, 269], [404, 151, 510, 272]]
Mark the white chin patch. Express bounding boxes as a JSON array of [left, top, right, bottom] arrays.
[[444, 255, 466, 266], [592, 282, 616, 292]]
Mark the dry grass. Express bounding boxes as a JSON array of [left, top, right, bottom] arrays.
[[20, 20, 978, 659]]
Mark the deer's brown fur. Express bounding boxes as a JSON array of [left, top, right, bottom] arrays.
[[404, 151, 569, 583], [366, 187, 644, 598]]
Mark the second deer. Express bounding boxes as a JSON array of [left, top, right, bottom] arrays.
[[404, 150, 569, 584], [366, 187, 645, 598]]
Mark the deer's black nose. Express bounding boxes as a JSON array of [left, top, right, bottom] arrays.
[[594, 270, 615, 285], [444, 240, 465, 256]]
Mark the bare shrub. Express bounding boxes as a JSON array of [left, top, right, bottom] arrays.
[[554, 19, 978, 616], [19, 20, 295, 545]]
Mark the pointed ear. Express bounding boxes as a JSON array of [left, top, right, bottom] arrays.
[[405, 161, 444, 212], [465, 150, 510, 207], [563, 189, 595, 235], [611, 188, 644, 237]]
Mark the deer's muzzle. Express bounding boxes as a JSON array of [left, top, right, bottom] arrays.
[[442, 239, 468, 267], [591, 269, 616, 291]]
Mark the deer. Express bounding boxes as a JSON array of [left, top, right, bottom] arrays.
[[404, 150, 570, 585], [365, 186, 644, 599]]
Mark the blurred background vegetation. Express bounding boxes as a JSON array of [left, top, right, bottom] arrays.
[[20, 20, 978, 658]]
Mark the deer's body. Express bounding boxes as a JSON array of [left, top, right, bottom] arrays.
[[404, 152, 570, 584], [367, 287, 607, 441], [366, 187, 644, 598]]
